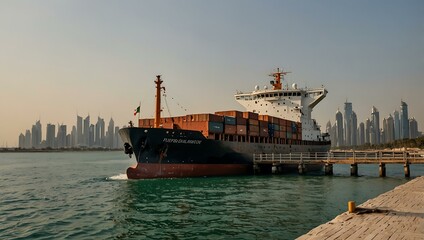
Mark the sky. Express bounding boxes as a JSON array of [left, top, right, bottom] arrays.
[[0, 0, 423, 147]]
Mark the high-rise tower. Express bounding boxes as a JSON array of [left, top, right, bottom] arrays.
[[335, 110, 343, 147], [400, 101, 409, 139], [371, 106, 380, 145], [344, 102, 353, 146]]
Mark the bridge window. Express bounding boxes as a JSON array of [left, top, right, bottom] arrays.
[[297, 92, 301, 96]]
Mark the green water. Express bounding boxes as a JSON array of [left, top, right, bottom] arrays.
[[0, 152, 422, 239]]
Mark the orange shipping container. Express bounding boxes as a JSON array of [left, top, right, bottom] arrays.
[[259, 120, 268, 128], [248, 119, 259, 126], [259, 115, 279, 123], [215, 110, 244, 118], [236, 125, 247, 135], [236, 117, 247, 125], [186, 113, 224, 123], [224, 125, 237, 134], [260, 127, 269, 137], [243, 111, 258, 120]]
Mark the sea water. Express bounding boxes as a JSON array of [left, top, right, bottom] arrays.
[[0, 151, 423, 239]]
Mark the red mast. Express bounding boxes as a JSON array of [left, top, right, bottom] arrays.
[[154, 75, 163, 128], [269, 68, 291, 90]]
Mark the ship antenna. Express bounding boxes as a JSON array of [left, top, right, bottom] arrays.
[[269, 68, 291, 90], [154, 75, 164, 128]]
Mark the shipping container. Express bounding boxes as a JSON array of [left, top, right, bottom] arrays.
[[279, 119, 287, 126], [286, 131, 293, 139], [248, 119, 259, 126], [259, 115, 279, 124], [248, 125, 259, 133], [181, 121, 224, 135], [224, 124, 237, 134], [260, 126, 269, 137], [249, 130, 259, 137], [208, 122, 224, 133], [243, 111, 258, 120], [236, 125, 247, 135], [215, 110, 244, 118], [187, 113, 224, 123], [259, 120, 268, 128], [224, 116, 236, 125], [236, 117, 247, 125]]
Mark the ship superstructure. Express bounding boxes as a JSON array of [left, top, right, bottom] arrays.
[[235, 68, 327, 141]]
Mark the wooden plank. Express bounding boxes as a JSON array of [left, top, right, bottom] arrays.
[[297, 176, 424, 239]]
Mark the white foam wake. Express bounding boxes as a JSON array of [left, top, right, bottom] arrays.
[[107, 173, 128, 180]]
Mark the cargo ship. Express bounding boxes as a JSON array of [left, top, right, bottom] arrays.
[[119, 69, 330, 179]]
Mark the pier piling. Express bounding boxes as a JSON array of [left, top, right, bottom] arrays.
[[324, 163, 333, 175], [404, 163, 410, 177], [379, 163, 386, 177], [350, 164, 358, 176], [298, 163, 306, 175]]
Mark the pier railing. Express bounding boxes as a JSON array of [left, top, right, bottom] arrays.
[[253, 150, 424, 165]]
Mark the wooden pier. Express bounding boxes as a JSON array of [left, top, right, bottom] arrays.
[[253, 150, 424, 177], [297, 176, 424, 239]]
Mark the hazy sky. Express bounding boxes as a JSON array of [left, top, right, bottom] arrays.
[[1, 0, 423, 147]]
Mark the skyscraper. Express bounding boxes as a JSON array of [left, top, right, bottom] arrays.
[[31, 120, 42, 149], [371, 106, 380, 145], [358, 122, 365, 146], [77, 115, 83, 146], [19, 133, 25, 149], [57, 125, 67, 148], [25, 130, 31, 148], [386, 115, 394, 143], [107, 118, 115, 149], [400, 101, 409, 139], [409, 118, 418, 139], [365, 118, 371, 144], [393, 110, 400, 140], [95, 117, 105, 147], [351, 111, 357, 146], [71, 126, 77, 147], [335, 110, 343, 147], [344, 102, 353, 146], [46, 123, 56, 148], [83, 115, 90, 146]]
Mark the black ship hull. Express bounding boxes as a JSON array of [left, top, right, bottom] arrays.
[[119, 127, 330, 179]]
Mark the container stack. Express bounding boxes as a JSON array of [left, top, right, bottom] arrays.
[[137, 110, 303, 142]]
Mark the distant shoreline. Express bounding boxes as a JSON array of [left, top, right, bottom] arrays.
[[0, 148, 123, 153]]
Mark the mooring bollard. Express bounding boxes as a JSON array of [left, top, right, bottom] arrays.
[[348, 201, 356, 213]]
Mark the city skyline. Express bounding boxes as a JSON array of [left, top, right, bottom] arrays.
[[329, 100, 421, 148], [1, 1, 423, 147], [18, 115, 122, 149]]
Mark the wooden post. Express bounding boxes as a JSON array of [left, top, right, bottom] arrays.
[[404, 163, 410, 178], [379, 163, 386, 177], [350, 164, 358, 176], [325, 163, 333, 175], [298, 163, 306, 175]]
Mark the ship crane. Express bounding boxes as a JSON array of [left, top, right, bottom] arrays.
[[269, 68, 291, 90]]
